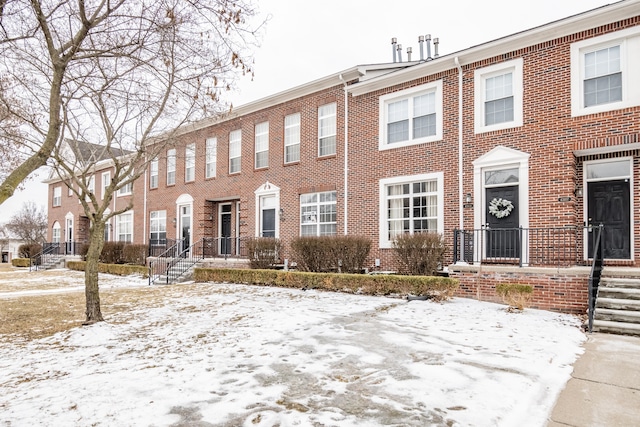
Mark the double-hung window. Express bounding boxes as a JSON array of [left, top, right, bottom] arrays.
[[571, 27, 640, 116], [167, 149, 176, 185], [255, 122, 269, 169], [379, 81, 442, 150], [318, 103, 336, 157], [52, 222, 61, 243], [101, 171, 111, 199], [474, 58, 523, 133], [229, 130, 241, 174], [116, 212, 133, 242], [149, 210, 167, 245], [185, 143, 195, 182], [379, 173, 443, 248], [53, 186, 62, 207], [117, 174, 133, 196], [205, 137, 217, 178], [284, 113, 300, 164], [300, 191, 337, 236], [149, 159, 158, 189]]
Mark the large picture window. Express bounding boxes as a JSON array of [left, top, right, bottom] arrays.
[[379, 81, 442, 150], [300, 191, 337, 236], [318, 103, 336, 157], [379, 173, 443, 248]]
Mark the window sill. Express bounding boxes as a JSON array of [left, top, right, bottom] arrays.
[[317, 154, 336, 160]]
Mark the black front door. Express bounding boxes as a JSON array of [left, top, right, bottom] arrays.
[[221, 208, 231, 255], [486, 185, 520, 258], [262, 208, 276, 238], [588, 179, 630, 259]]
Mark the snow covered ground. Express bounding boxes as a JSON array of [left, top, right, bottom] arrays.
[[0, 273, 585, 427]]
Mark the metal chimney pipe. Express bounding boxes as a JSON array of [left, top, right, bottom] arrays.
[[397, 44, 403, 63], [425, 34, 432, 61], [391, 37, 397, 63], [434, 37, 439, 58], [407, 47, 412, 62], [418, 35, 424, 61]]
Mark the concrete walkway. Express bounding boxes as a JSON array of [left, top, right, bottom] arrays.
[[547, 333, 640, 426]]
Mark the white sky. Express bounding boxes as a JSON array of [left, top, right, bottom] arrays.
[[0, 271, 587, 425], [0, 0, 615, 224]]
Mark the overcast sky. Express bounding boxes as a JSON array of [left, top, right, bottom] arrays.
[[0, 0, 614, 223]]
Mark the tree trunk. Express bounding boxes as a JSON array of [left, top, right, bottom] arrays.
[[84, 221, 106, 324]]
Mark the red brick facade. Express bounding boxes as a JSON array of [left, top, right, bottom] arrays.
[[46, 3, 640, 312]]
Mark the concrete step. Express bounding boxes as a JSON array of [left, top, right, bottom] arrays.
[[600, 277, 640, 289], [592, 319, 640, 337], [598, 287, 640, 301], [595, 308, 640, 324], [596, 297, 640, 311]]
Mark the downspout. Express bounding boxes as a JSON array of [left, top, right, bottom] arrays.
[[143, 165, 148, 244], [455, 57, 464, 231], [339, 74, 349, 235]]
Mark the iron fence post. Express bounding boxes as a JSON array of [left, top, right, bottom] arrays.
[[453, 229, 459, 263]]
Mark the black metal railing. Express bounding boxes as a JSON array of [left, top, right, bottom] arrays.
[[588, 224, 604, 333], [453, 226, 601, 268], [29, 241, 81, 271], [148, 238, 180, 257], [201, 237, 248, 259], [148, 238, 184, 285]]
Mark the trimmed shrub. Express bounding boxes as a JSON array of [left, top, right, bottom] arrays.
[[122, 244, 147, 265], [67, 260, 149, 277], [194, 268, 459, 302], [392, 232, 447, 276], [101, 242, 125, 264], [496, 283, 534, 311], [290, 235, 372, 273], [18, 243, 42, 259], [11, 258, 30, 267], [246, 237, 281, 269]]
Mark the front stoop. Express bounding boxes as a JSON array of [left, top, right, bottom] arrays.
[[593, 277, 640, 337]]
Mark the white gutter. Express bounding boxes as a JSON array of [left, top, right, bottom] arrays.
[[339, 74, 349, 235], [455, 57, 463, 231], [143, 166, 147, 244]]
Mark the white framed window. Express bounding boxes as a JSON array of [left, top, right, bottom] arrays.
[[300, 191, 337, 236], [229, 129, 241, 174], [116, 211, 133, 242], [52, 222, 61, 243], [117, 174, 133, 196], [68, 183, 73, 196], [53, 186, 62, 207], [379, 80, 443, 150], [87, 175, 95, 195], [474, 58, 523, 134], [185, 143, 195, 182], [318, 103, 336, 157], [167, 148, 176, 185], [379, 172, 444, 248], [149, 158, 158, 189], [571, 26, 640, 117], [149, 210, 167, 244], [101, 171, 110, 199], [255, 122, 269, 169], [205, 137, 217, 179], [284, 113, 300, 163]]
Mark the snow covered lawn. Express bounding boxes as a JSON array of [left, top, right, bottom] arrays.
[[0, 271, 585, 426]]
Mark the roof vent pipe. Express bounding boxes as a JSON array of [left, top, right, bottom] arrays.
[[397, 43, 403, 63], [391, 38, 397, 63], [407, 47, 412, 62], [434, 38, 439, 58], [425, 34, 432, 61], [418, 35, 424, 61]]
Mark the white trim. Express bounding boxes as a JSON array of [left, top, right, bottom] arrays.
[[582, 157, 634, 261], [571, 26, 640, 117], [378, 80, 443, 150], [218, 203, 233, 255], [115, 211, 134, 243], [474, 58, 523, 134], [378, 172, 444, 249], [101, 171, 111, 200], [254, 182, 281, 238]]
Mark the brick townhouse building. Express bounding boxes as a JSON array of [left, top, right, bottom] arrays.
[[47, 0, 640, 314]]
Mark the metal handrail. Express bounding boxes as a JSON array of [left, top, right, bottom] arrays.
[[587, 224, 604, 333], [149, 238, 206, 285], [148, 238, 184, 285], [29, 243, 59, 271]]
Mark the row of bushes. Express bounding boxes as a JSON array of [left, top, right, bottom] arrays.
[[67, 260, 149, 277], [247, 233, 447, 276], [194, 268, 459, 301], [78, 242, 147, 265]]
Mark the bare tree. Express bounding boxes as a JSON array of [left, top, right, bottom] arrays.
[[5, 201, 47, 244], [2, 0, 262, 324]]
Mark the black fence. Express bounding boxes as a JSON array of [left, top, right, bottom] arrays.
[[42, 241, 82, 256], [453, 226, 602, 267]]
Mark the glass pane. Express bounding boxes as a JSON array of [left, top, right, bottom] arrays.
[[262, 209, 275, 237], [388, 120, 409, 143], [485, 97, 514, 125], [485, 168, 519, 185], [319, 135, 336, 156], [586, 160, 630, 179], [413, 113, 436, 138]]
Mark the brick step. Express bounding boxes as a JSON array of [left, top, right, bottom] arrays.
[[595, 308, 640, 324], [592, 319, 640, 337], [595, 297, 640, 311], [598, 287, 640, 301]]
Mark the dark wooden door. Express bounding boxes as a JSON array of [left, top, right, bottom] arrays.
[[486, 186, 519, 258], [588, 180, 630, 259]]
